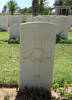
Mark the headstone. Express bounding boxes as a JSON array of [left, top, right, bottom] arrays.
[[20, 15, 27, 23], [48, 16, 70, 39], [32, 15, 49, 22], [47, 16, 70, 39], [32, 15, 70, 39], [56, 16, 70, 39], [67, 16, 72, 27], [27, 15, 33, 22], [0, 16, 8, 31], [20, 22, 56, 90], [9, 16, 21, 39]]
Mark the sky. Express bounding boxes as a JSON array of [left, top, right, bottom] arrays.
[[0, 0, 55, 12]]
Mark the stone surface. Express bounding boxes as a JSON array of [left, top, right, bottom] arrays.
[[8, 15, 27, 26], [20, 22, 56, 90], [55, 16, 70, 39], [9, 16, 21, 39], [27, 15, 33, 22], [32, 15, 71, 39], [8, 15, 72, 39], [0, 16, 8, 31]]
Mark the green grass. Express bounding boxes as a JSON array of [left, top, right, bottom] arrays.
[[0, 44, 72, 85], [0, 30, 9, 41], [68, 32, 72, 40], [0, 44, 19, 84], [68, 27, 72, 40], [54, 44, 72, 85]]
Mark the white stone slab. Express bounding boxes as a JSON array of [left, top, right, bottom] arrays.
[[8, 15, 22, 26], [0, 16, 8, 31], [55, 16, 70, 39], [9, 16, 21, 38], [20, 22, 56, 90], [26, 15, 33, 22], [32, 15, 70, 39]]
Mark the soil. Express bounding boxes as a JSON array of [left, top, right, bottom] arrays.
[[0, 87, 72, 100], [0, 88, 59, 100], [0, 88, 17, 100]]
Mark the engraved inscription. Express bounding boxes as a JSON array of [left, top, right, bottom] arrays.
[[23, 48, 51, 61], [32, 74, 40, 78]]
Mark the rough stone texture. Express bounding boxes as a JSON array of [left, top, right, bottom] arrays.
[[0, 16, 8, 31], [20, 22, 56, 90], [9, 16, 21, 39]]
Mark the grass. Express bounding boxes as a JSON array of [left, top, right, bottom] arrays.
[[0, 44, 72, 85], [54, 44, 72, 84], [68, 32, 72, 40], [0, 29, 9, 41], [68, 27, 72, 40], [0, 28, 72, 85], [0, 45, 19, 84]]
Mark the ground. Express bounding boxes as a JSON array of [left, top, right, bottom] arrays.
[[0, 88, 17, 100], [0, 87, 72, 100], [54, 44, 72, 84], [0, 28, 9, 41], [0, 44, 19, 85], [0, 88, 56, 100]]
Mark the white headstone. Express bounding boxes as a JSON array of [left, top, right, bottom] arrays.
[[67, 16, 72, 27], [32, 15, 70, 39], [20, 15, 27, 23], [20, 22, 56, 90], [0, 16, 8, 31], [56, 16, 70, 39], [32, 15, 49, 22], [9, 16, 21, 39], [27, 15, 33, 22]]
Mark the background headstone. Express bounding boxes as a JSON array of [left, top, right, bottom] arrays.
[[32, 15, 70, 39], [9, 16, 21, 39], [55, 16, 71, 39], [0, 15, 8, 31]]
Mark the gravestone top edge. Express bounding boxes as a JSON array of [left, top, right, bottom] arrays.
[[20, 22, 57, 26]]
